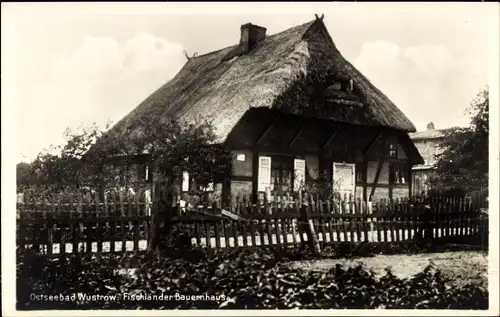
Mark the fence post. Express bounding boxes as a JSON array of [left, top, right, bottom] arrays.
[[299, 201, 321, 254], [148, 182, 162, 253]]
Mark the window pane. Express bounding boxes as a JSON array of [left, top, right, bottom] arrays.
[[270, 156, 294, 193], [388, 143, 397, 157], [401, 165, 408, 184], [394, 165, 400, 184]]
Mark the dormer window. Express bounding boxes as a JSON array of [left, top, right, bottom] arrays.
[[333, 82, 342, 90]]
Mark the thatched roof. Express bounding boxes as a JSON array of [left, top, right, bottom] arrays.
[[92, 17, 417, 153]]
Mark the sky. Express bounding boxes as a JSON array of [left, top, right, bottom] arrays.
[[2, 2, 497, 163]]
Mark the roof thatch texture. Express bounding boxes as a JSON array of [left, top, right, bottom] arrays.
[[92, 18, 417, 153]]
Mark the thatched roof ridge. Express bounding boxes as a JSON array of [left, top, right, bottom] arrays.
[[92, 18, 417, 153]]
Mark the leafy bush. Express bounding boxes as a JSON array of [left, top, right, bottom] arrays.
[[17, 244, 487, 310]]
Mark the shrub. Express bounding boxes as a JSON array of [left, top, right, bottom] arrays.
[[16, 245, 487, 310]]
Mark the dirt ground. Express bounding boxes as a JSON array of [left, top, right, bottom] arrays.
[[290, 250, 488, 288]]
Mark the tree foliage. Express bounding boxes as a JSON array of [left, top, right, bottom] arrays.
[[433, 87, 489, 193], [17, 124, 113, 197], [125, 113, 232, 193], [17, 114, 232, 200], [16, 162, 31, 187]]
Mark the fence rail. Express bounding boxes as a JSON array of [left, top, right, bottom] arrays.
[[17, 193, 488, 256]]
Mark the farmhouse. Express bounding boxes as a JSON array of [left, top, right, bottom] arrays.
[[91, 15, 424, 204], [409, 122, 447, 196]]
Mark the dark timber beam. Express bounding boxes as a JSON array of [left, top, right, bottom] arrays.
[[408, 163, 413, 199], [363, 128, 386, 155], [322, 127, 339, 150], [251, 149, 259, 203], [369, 149, 388, 199], [362, 160, 368, 201], [255, 115, 281, 146], [288, 120, 308, 148]]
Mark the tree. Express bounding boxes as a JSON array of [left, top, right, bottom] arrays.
[[16, 162, 31, 187], [432, 87, 489, 193], [17, 123, 116, 199], [124, 113, 231, 252]]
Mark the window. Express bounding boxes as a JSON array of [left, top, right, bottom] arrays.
[[333, 82, 342, 90], [137, 163, 153, 183], [392, 163, 409, 184], [236, 153, 246, 161], [388, 143, 397, 157], [258, 156, 307, 196], [270, 156, 294, 193]]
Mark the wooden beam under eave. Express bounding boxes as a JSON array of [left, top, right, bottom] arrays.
[[288, 120, 308, 148], [369, 149, 388, 199], [255, 115, 281, 146], [322, 127, 339, 150], [363, 128, 386, 156]]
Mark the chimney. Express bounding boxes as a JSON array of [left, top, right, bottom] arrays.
[[240, 23, 267, 52], [426, 122, 435, 130]]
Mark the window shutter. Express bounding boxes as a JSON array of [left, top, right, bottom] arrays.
[[182, 171, 190, 192], [333, 162, 355, 196], [294, 159, 306, 192], [257, 156, 272, 192]]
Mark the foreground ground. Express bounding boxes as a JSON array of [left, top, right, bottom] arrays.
[[17, 242, 489, 310], [291, 250, 488, 289]]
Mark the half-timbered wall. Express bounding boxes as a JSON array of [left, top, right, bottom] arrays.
[[223, 109, 414, 202]]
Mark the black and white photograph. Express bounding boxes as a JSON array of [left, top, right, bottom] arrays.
[[2, 2, 499, 315]]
